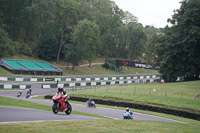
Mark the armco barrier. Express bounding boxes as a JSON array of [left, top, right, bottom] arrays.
[[0, 74, 161, 82], [0, 84, 31, 89], [44, 95, 200, 121], [42, 79, 159, 88]]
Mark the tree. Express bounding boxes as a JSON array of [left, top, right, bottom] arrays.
[[55, 0, 79, 64], [78, 0, 124, 58], [0, 0, 32, 40], [34, 21, 58, 60], [157, 0, 200, 82], [125, 23, 147, 61], [0, 26, 11, 58], [122, 11, 138, 25], [69, 19, 100, 68], [144, 25, 160, 65]]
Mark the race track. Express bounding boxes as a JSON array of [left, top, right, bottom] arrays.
[[0, 83, 185, 123], [0, 106, 102, 123]]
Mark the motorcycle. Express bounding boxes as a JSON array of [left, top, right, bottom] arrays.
[[17, 91, 22, 97], [86, 100, 96, 108], [52, 94, 72, 115], [25, 89, 32, 99], [25, 93, 31, 99], [123, 112, 133, 119]]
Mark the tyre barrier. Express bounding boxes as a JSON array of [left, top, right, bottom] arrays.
[[44, 95, 200, 121]]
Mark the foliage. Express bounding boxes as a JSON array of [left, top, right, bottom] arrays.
[[0, 0, 150, 64], [102, 62, 110, 69], [66, 19, 100, 69], [0, 26, 11, 58], [34, 23, 58, 60], [144, 25, 160, 65], [157, 0, 200, 82], [125, 23, 147, 60]]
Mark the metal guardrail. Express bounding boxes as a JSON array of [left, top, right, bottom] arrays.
[[0, 74, 161, 82], [0, 84, 31, 89]]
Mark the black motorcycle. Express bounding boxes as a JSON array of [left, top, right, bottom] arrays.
[[17, 91, 22, 97]]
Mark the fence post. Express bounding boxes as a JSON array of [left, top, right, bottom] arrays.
[[149, 88, 151, 95], [181, 90, 183, 99], [194, 93, 200, 100], [133, 86, 136, 94], [165, 89, 167, 96]]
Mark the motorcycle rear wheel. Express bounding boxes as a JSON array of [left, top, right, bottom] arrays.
[[52, 103, 59, 114], [65, 104, 72, 115]]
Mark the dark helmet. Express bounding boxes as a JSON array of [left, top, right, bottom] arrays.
[[126, 107, 130, 112], [58, 87, 63, 93]]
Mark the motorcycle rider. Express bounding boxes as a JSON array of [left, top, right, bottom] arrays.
[[124, 107, 133, 119], [57, 87, 67, 95], [25, 89, 32, 99], [88, 98, 92, 106], [17, 90, 22, 97], [56, 87, 69, 105]]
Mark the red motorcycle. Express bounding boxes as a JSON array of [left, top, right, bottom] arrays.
[[52, 94, 72, 115]]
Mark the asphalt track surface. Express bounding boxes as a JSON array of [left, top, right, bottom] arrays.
[[0, 83, 186, 123], [0, 106, 102, 123]]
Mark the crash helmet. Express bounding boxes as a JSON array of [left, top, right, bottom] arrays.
[[58, 87, 63, 93], [89, 98, 92, 101], [126, 107, 130, 112]]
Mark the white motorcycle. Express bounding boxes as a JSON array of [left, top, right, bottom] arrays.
[[86, 100, 96, 108]]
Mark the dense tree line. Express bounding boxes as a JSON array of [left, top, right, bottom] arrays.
[[0, 0, 199, 81], [156, 0, 200, 81], [0, 0, 151, 64]]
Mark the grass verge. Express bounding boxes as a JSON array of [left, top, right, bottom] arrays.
[[68, 81, 200, 114], [0, 119, 200, 133]]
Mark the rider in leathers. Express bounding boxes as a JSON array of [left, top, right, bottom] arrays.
[[56, 87, 69, 105]]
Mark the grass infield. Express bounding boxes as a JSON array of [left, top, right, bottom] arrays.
[[68, 80, 200, 114]]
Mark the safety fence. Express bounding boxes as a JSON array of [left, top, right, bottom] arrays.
[[42, 78, 160, 89], [44, 95, 200, 121], [0, 74, 161, 82], [0, 84, 31, 89]]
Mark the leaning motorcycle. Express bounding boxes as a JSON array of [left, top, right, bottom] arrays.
[[52, 94, 72, 115], [17, 91, 22, 97], [123, 112, 133, 119], [86, 100, 96, 108]]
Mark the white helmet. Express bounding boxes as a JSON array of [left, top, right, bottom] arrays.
[[126, 107, 130, 112]]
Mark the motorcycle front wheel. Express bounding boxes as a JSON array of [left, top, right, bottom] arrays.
[[52, 103, 59, 114], [65, 104, 72, 115]]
